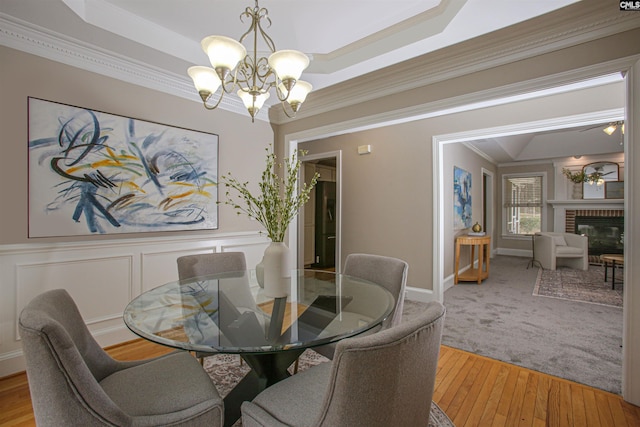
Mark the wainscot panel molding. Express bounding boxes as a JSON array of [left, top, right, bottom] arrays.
[[0, 231, 270, 377]]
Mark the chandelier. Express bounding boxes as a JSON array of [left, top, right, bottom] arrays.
[[187, 0, 312, 122]]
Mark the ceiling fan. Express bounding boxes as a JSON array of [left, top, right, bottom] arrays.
[[580, 121, 625, 135]]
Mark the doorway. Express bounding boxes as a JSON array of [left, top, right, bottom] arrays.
[[299, 152, 342, 272]]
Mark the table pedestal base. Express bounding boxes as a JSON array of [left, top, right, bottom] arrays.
[[224, 349, 305, 427]]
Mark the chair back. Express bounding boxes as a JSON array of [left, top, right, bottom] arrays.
[[318, 301, 445, 426], [343, 253, 408, 327], [18, 289, 126, 425], [177, 252, 247, 280]]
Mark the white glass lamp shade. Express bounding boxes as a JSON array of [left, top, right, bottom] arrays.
[[603, 124, 617, 135], [187, 66, 221, 94], [238, 90, 270, 110], [286, 80, 312, 105], [201, 36, 247, 71], [268, 50, 310, 81]]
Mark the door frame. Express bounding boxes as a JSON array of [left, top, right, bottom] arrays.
[[297, 150, 342, 272], [481, 168, 495, 255]]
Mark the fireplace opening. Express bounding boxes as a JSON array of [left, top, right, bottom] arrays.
[[575, 216, 624, 257]]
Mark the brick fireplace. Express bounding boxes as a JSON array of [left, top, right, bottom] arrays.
[[565, 209, 624, 263]]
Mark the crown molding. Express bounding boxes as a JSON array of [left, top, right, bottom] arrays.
[[0, 13, 269, 122], [269, 1, 640, 124], [3, 1, 639, 127]]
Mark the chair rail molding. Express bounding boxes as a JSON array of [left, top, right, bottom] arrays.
[[0, 231, 270, 377]]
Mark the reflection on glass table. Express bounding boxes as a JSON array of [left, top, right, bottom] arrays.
[[123, 269, 395, 427]]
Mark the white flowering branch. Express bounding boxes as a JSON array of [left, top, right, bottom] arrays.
[[219, 146, 319, 242]]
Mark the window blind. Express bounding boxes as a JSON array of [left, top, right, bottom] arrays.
[[504, 176, 542, 207]]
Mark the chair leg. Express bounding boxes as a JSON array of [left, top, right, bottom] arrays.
[[293, 357, 299, 374]]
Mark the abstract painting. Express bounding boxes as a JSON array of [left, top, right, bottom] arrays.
[[28, 98, 218, 237], [453, 166, 472, 230]]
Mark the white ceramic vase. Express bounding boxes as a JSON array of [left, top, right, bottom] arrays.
[[572, 182, 583, 199], [262, 242, 291, 298]]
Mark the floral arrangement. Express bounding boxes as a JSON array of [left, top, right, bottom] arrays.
[[219, 146, 319, 242], [562, 168, 602, 184], [562, 168, 587, 183]]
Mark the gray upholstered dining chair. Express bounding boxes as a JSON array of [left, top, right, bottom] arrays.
[[177, 251, 247, 280], [241, 301, 447, 427], [311, 253, 408, 360], [19, 289, 223, 427], [177, 251, 247, 363]]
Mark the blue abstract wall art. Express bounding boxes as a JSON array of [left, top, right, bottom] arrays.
[[453, 166, 472, 230], [28, 98, 218, 237]]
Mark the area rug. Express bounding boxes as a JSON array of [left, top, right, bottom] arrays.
[[202, 350, 453, 426], [532, 265, 623, 307]]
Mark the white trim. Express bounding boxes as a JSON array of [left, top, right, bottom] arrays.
[[622, 58, 639, 405], [0, 14, 268, 122], [501, 172, 547, 236]]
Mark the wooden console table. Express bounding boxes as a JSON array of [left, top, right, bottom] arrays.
[[455, 235, 491, 284]]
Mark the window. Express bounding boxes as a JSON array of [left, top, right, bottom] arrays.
[[503, 174, 544, 236]]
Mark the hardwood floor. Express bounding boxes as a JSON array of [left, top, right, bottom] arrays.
[[1, 340, 639, 426]]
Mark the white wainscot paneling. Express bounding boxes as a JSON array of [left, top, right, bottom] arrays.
[[141, 248, 211, 293], [223, 241, 268, 270], [0, 231, 269, 377], [16, 255, 133, 339]]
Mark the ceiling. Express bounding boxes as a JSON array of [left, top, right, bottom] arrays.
[[0, 0, 626, 163], [1, 0, 579, 91]]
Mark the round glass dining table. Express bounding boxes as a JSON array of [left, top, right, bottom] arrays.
[[123, 269, 394, 427]]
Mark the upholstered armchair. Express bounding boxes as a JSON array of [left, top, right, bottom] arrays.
[[534, 232, 588, 270], [19, 289, 223, 426], [241, 301, 448, 427]]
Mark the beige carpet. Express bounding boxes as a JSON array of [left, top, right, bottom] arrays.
[[533, 265, 623, 308]]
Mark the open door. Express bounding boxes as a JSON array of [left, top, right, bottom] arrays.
[[299, 152, 341, 272]]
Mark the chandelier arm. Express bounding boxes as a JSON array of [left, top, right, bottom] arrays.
[[220, 67, 240, 95], [280, 100, 297, 119], [256, 10, 276, 53], [201, 90, 226, 110], [274, 82, 290, 103]]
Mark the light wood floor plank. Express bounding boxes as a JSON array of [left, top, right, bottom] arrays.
[[496, 365, 521, 420], [464, 362, 502, 427], [608, 394, 631, 427], [546, 378, 562, 426], [583, 388, 601, 427], [451, 358, 490, 427], [438, 352, 475, 411], [517, 371, 538, 427], [595, 392, 616, 427], [559, 380, 574, 426], [448, 357, 485, 425], [505, 370, 529, 427], [570, 383, 587, 427], [433, 351, 469, 403], [2, 342, 640, 427], [478, 364, 511, 427], [533, 372, 551, 424]]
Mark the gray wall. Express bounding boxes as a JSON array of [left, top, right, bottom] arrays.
[[0, 46, 273, 245], [298, 84, 623, 291]]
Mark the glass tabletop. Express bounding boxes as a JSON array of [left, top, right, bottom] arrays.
[[123, 269, 395, 354]]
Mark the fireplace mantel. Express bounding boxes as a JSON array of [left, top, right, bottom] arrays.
[[547, 199, 624, 232], [548, 199, 624, 209]]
